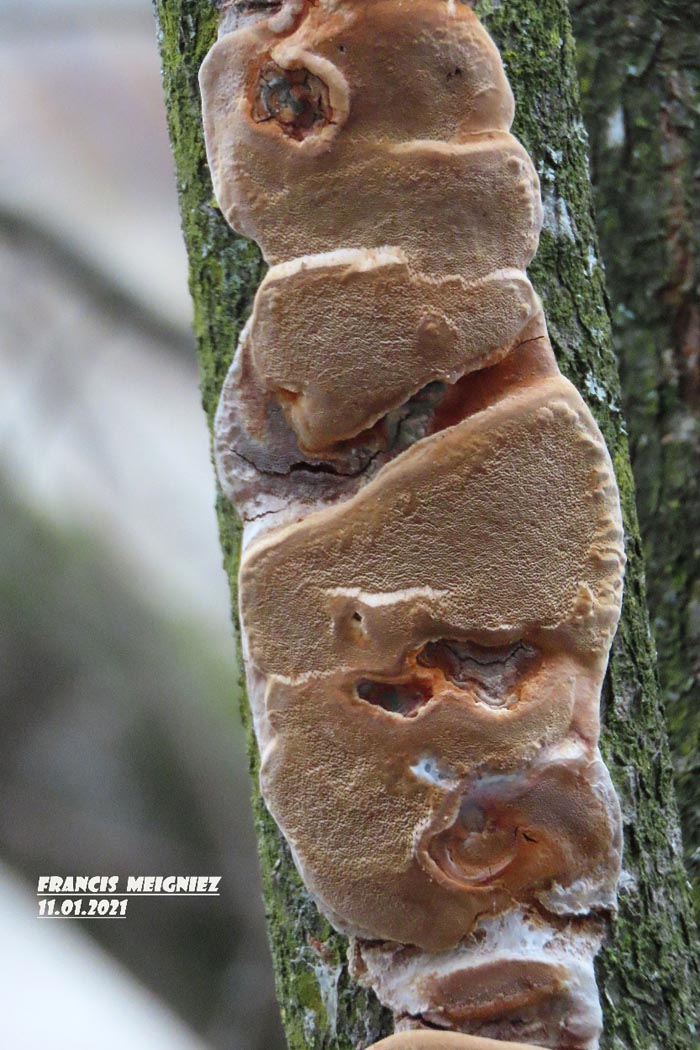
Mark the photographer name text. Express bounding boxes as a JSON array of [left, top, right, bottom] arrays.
[[36, 875, 221, 918]]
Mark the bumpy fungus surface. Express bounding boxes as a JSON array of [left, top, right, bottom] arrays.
[[241, 378, 624, 679], [200, 2, 625, 1048], [246, 252, 539, 451]]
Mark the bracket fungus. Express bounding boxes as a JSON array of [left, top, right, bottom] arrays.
[[242, 251, 540, 451], [200, 1, 626, 1048]]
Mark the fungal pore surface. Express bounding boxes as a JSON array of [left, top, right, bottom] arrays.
[[200, 3, 626, 1048]]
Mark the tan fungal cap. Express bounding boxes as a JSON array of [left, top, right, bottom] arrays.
[[241, 375, 625, 682], [213, 316, 559, 527], [199, 1, 538, 268], [262, 665, 622, 946], [247, 250, 540, 451], [201, 128, 541, 273], [205, 1, 514, 143], [241, 374, 624, 948]]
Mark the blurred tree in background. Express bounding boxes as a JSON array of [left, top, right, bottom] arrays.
[[573, 0, 700, 913], [0, 481, 281, 1048], [0, 3, 284, 1047]]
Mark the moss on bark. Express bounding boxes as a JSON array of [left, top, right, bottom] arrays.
[[153, 1, 700, 1046], [572, 0, 700, 921]]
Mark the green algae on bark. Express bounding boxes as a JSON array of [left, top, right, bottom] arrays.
[[153, 1, 700, 1046], [572, 0, 700, 923]]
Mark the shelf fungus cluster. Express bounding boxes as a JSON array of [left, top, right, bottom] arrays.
[[200, 2, 626, 1049]]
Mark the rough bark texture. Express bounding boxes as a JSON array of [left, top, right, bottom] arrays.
[[153, 2, 700, 1047], [572, 0, 700, 918]]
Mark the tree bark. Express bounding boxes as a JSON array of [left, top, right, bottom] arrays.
[[153, 1, 700, 1047], [572, 0, 700, 919]]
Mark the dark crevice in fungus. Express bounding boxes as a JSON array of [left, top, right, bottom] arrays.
[[356, 678, 434, 718], [427, 330, 557, 437], [252, 61, 332, 139], [217, 377, 446, 518], [397, 1015, 447, 1032], [218, 0, 282, 9], [229, 443, 384, 479], [417, 639, 540, 707]]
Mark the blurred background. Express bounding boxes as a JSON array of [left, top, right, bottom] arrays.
[[0, 2, 285, 1047]]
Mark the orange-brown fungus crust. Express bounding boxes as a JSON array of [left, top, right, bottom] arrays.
[[200, 1, 625, 1047], [241, 378, 624, 680], [202, 0, 541, 449], [246, 253, 540, 451]]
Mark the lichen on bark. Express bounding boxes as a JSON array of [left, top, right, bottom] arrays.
[[152, 1, 700, 1047], [572, 0, 700, 921]]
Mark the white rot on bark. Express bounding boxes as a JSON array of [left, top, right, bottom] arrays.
[[200, 2, 626, 1049]]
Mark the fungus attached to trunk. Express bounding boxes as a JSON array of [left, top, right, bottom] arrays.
[[200, 0, 540, 270], [200, 0, 625, 1045], [245, 250, 539, 451], [240, 377, 625, 682]]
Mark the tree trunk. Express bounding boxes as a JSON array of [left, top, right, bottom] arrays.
[[153, 1, 700, 1047], [572, 0, 700, 919]]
